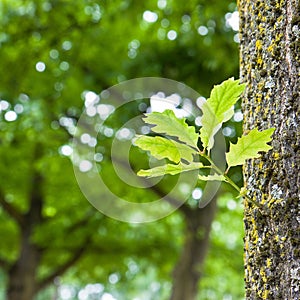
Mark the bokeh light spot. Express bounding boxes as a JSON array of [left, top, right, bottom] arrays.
[[143, 10, 158, 23], [4, 111, 17, 122], [60, 145, 73, 156], [0, 100, 10, 110], [14, 104, 24, 114], [192, 188, 203, 200], [35, 61, 46, 72], [197, 26, 209, 36], [79, 160, 93, 172], [167, 30, 177, 40], [157, 0, 167, 9]]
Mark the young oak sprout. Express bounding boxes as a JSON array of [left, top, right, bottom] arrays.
[[134, 78, 275, 209]]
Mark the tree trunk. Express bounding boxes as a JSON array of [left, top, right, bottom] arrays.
[[7, 173, 43, 300], [7, 231, 41, 300], [170, 198, 217, 300], [239, 0, 300, 299]]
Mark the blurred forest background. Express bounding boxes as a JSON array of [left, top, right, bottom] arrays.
[[0, 0, 246, 299]]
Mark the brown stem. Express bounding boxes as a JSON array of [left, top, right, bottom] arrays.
[[0, 190, 24, 226], [37, 241, 88, 291]]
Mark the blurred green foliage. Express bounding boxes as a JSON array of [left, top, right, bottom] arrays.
[[0, 0, 244, 299]]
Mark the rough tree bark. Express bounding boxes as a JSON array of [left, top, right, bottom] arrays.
[[169, 198, 217, 300], [239, 0, 300, 299]]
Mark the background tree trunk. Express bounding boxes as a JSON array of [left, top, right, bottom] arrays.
[[7, 172, 43, 300], [7, 231, 41, 300], [169, 198, 217, 300], [239, 0, 300, 299]]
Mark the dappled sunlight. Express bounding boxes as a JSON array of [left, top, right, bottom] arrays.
[[0, 99, 26, 122], [97, 104, 115, 120], [149, 92, 191, 118], [225, 11, 239, 32]]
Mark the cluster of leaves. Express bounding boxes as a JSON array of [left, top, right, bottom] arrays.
[[135, 78, 275, 204]]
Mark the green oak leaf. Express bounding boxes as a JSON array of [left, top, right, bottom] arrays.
[[143, 110, 198, 149], [198, 174, 226, 181], [223, 106, 235, 122], [137, 162, 203, 178], [199, 102, 220, 150], [200, 78, 245, 150], [226, 128, 275, 167], [207, 78, 246, 121], [134, 135, 195, 163]]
